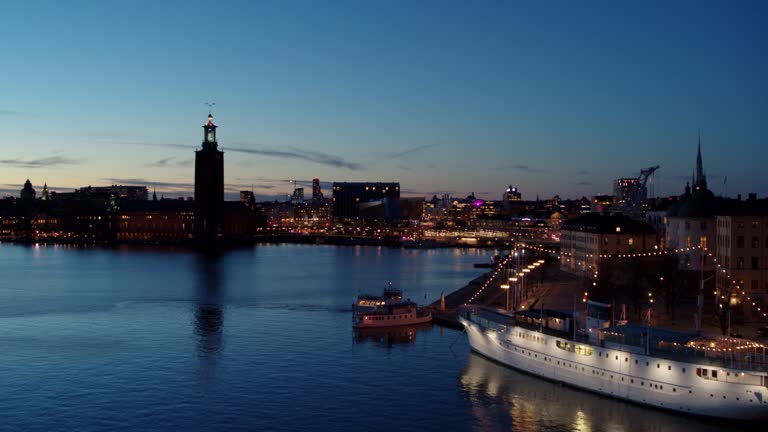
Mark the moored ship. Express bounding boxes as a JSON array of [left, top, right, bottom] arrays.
[[459, 304, 768, 420], [353, 281, 403, 315], [353, 301, 432, 328]]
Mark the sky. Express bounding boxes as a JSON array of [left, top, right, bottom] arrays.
[[1, 1, 766, 201]]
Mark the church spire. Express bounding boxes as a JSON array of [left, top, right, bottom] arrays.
[[694, 133, 707, 192]]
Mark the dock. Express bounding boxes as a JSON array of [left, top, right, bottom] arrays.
[[429, 258, 582, 330]]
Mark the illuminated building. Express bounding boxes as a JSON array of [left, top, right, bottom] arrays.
[[331, 182, 400, 219], [194, 113, 224, 240], [613, 178, 640, 203], [591, 195, 614, 213], [715, 195, 768, 300], [560, 213, 657, 275]]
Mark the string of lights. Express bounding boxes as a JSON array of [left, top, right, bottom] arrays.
[[508, 242, 767, 321]]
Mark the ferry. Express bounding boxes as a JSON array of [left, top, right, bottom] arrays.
[[459, 302, 768, 420], [353, 282, 403, 315], [353, 301, 432, 328]]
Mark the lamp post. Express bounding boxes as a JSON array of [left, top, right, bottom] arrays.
[[509, 277, 518, 310], [523, 268, 531, 297], [518, 272, 525, 305], [500, 284, 510, 311]]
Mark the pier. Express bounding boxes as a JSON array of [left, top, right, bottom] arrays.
[[430, 257, 583, 329]]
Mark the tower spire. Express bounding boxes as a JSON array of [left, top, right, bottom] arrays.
[[694, 132, 707, 191]]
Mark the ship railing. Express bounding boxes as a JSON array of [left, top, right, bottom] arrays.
[[651, 342, 768, 372]]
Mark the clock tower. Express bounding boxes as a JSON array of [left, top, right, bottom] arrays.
[[194, 113, 224, 241]]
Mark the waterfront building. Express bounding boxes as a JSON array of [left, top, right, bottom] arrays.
[[294, 201, 332, 227], [715, 195, 768, 301], [194, 113, 224, 240], [331, 182, 400, 220], [560, 212, 657, 276], [312, 177, 324, 202], [114, 200, 195, 242]]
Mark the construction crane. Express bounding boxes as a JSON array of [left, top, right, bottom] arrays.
[[623, 165, 659, 219]]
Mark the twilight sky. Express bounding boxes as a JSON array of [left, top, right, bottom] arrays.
[[1, 1, 766, 201]]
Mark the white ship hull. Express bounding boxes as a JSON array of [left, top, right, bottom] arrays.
[[459, 314, 768, 421]]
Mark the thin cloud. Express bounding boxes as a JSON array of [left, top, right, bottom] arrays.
[[577, 181, 592, 186], [102, 178, 192, 190], [0, 109, 24, 116], [147, 157, 175, 167], [228, 146, 363, 170], [502, 164, 546, 174], [0, 156, 80, 169], [389, 144, 439, 159], [126, 142, 362, 170], [576, 170, 591, 175], [400, 189, 455, 196]]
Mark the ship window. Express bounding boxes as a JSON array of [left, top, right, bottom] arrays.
[[711, 370, 718, 379], [673, 388, 676, 392], [625, 358, 628, 362], [635, 360, 638, 365], [641, 382, 644, 386], [657, 363, 660, 368], [631, 379, 634, 384], [668, 365, 671, 371], [646, 362, 649, 366], [682, 368, 686, 373]]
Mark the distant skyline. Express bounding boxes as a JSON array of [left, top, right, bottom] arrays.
[[2, 1, 767, 201]]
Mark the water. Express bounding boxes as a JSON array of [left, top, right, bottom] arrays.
[[0, 243, 742, 431]]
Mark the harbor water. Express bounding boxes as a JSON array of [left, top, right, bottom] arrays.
[[0, 243, 742, 431]]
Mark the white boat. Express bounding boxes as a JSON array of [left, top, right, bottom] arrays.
[[459, 304, 768, 421]]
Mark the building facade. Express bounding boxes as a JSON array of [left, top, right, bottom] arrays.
[[560, 213, 657, 276], [716, 199, 768, 299], [331, 182, 400, 219]]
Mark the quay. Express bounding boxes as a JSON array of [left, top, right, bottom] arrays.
[[430, 255, 582, 330]]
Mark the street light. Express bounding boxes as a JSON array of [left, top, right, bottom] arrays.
[[509, 277, 518, 309], [522, 268, 531, 297], [500, 284, 510, 311]]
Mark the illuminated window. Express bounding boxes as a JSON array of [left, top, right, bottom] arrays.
[[700, 236, 707, 249], [628, 238, 634, 246], [685, 236, 691, 248]]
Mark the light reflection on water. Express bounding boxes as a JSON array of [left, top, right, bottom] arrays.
[[0, 243, 754, 431], [459, 353, 748, 432]]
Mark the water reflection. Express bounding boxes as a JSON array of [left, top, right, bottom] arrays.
[[195, 253, 224, 359], [353, 323, 433, 348], [459, 353, 736, 432]]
